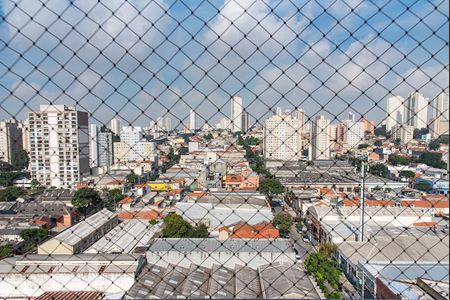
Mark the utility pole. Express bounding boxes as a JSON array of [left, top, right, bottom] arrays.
[[358, 160, 366, 242]]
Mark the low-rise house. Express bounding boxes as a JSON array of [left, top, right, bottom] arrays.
[[307, 206, 434, 243], [223, 174, 259, 191], [118, 209, 161, 221], [335, 234, 449, 298], [176, 192, 273, 229], [117, 196, 134, 210], [0, 254, 144, 299], [218, 222, 279, 239], [38, 209, 118, 255]]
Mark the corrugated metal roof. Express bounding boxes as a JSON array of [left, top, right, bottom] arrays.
[[52, 208, 116, 246], [85, 220, 160, 254], [36, 291, 103, 300]]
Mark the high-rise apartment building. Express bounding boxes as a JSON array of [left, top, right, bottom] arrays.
[[231, 96, 243, 132], [189, 110, 196, 131], [385, 96, 405, 131], [405, 92, 428, 129], [0, 119, 23, 165], [110, 118, 122, 136], [391, 124, 414, 144], [310, 115, 331, 160], [241, 111, 250, 133], [293, 109, 305, 131], [430, 92, 449, 138], [263, 114, 301, 161], [98, 130, 113, 168], [89, 124, 99, 168], [344, 120, 365, 149], [28, 105, 89, 188], [89, 124, 113, 169]]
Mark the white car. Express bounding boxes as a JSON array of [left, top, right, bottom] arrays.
[[302, 237, 309, 243]]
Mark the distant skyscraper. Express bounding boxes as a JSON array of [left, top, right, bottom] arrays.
[[276, 107, 283, 116], [189, 110, 196, 131], [0, 119, 23, 165], [241, 111, 250, 133], [385, 96, 405, 131], [430, 92, 449, 138], [264, 113, 301, 161], [110, 118, 122, 136], [362, 117, 375, 135], [344, 119, 365, 149], [28, 105, 89, 188], [89, 124, 99, 168], [405, 92, 428, 129], [294, 109, 305, 131], [391, 124, 414, 144], [348, 111, 356, 123], [98, 130, 113, 168], [310, 115, 331, 160], [231, 96, 243, 132], [163, 116, 172, 132]]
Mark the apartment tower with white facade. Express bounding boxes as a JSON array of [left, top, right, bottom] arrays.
[[28, 105, 89, 188]]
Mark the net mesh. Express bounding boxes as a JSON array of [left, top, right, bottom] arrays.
[[0, 0, 448, 299]]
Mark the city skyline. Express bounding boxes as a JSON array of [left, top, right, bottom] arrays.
[[0, 1, 447, 128]]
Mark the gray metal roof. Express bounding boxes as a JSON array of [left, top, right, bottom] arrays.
[[125, 261, 319, 299], [51, 208, 116, 246], [148, 238, 293, 254], [338, 234, 449, 265], [0, 254, 142, 275], [85, 220, 160, 254]]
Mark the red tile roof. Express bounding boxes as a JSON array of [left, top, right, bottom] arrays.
[[118, 210, 160, 220], [117, 196, 133, 204], [413, 221, 438, 227], [230, 222, 279, 239], [401, 200, 449, 209]]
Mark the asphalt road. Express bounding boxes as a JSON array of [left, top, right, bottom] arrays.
[[289, 226, 314, 262]]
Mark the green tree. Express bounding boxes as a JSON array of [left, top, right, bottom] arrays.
[[305, 252, 342, 299], [190, 223, 209, 238], [0, 244, 12, 258], [108, 189, 124, 202], [273, 212, 293, 238], [413, 128, 429, 139], [149, 219, 158, 225], [418, 152, 446, 169], [319, 242, 337, 256], [358, 143, 369, 149], [20, 228, 48, 244], [162, 214, 193, 238], [179, 146, 189, 155], [203, 133, 213, 141], [429, 140, 441, 151], [260, 178, 284, 194], [415, 181, 432, 192], [11, 150, 29, 170], [369, 163, 389, 177], [374, 140, 383, 147], [388, 154, 411, 166], [0, 186, 26, 202], [394, 138, 402, 146], [126, 173, 138, 184], [71, 188, 102, 215], [399, 170, 415, 179], [374, 125, 389, 138]]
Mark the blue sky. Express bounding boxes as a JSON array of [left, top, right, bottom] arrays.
[[0, 0, 448, 128]]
